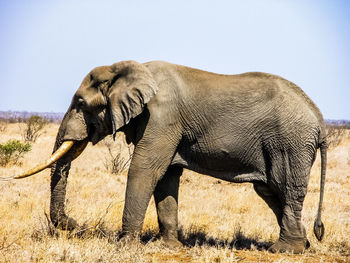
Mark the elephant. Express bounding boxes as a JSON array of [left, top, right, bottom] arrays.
[[13, 60, 327, 253]]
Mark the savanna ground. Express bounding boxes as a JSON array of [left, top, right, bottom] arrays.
[[0, 122, 349, 262]]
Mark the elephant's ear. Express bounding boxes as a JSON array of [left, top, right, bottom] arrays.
[[107, 61, 157, 138]]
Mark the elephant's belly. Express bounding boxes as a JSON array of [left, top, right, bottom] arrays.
[[171, 146, 266, 183]]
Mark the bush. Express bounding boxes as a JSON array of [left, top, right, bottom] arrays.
[[21, 115, 47, 142], [0, 121, 7, 133], [102, 136, 132, 175], [326, 126, 346, 148], [0, 139, 32, 166]]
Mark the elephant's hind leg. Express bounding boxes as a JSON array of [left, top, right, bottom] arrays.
[[268, 154, 311, 254], [154, 166, 183, 247], [253, 182, 283, 226]]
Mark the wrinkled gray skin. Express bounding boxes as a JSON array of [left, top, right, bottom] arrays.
[[50, 60, 327, 254]]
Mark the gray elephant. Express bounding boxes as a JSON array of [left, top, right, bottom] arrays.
[[14, 60, 327, 253]]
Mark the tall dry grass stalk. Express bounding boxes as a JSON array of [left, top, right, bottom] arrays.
[[0, 123, 349, 262]]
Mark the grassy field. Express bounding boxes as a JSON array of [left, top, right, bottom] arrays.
[[0, 123, 349, 262]]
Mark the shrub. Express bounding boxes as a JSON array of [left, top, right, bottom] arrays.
[[326, 126, 346, 149], [102, 136, 132, 175], [0, 139, 32, 166], [0, 121, 7, 132], [21, 115, 47, 142]]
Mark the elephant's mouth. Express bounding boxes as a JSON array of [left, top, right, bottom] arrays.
[[12, 139, 88, 179], [87, 120, 112, 145], [87, 123, 99, 145]]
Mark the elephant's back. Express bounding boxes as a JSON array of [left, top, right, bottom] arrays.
[[271, 75, 326, 143], [145, 61, 326, 143], [236, 72, 326, 136]]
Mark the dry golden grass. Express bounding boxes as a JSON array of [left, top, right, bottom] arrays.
[[0, 123, 349, 262]]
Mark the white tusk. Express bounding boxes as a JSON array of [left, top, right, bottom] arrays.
[[12, 141, 74, 179]]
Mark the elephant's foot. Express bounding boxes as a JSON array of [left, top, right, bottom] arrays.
[[159, 236, 182, 249], [52, 215, 78, 231], [116, 231, 140, 246], [158, 229, 182, 248], [268, 237, 310, 254]]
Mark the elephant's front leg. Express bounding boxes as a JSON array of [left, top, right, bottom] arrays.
[[154, 166, 183, 247], [121, 138, 179, 239]]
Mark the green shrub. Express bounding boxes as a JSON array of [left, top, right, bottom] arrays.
[[0, 139, 32, 166], [21, 115, 47, 142]]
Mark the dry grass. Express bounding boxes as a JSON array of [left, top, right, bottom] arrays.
[[0, 123, 349, 262]]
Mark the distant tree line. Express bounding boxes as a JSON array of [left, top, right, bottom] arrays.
[[0, 111, 64, 123], [325, 119, 350, 129]]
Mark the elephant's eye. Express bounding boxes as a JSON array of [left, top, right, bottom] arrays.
[[77, 98, 87, 108]]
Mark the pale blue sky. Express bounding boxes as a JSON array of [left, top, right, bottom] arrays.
[[0, 0, 349, 119]]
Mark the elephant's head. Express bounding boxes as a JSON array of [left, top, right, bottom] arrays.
[[12, 60, 157, 229], [14, 60, 157, 179]]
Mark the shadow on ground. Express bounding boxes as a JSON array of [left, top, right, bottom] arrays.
[[33, 216, 272, 251], [177, 227, 272, 250]]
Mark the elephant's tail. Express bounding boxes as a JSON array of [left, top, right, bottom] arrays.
[[313, 139, 327, 241]]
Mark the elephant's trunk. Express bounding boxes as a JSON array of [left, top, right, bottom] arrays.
[[49, 144, 77, 230], [49, 109, 90, 230], [49, 139, 88, 229]]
